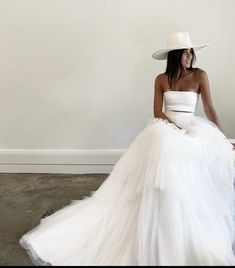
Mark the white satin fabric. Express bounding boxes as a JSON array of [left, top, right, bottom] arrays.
[[163, 90, 199, 113]]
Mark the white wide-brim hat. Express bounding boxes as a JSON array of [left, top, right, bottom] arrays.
[[152, 32, 209, 60]]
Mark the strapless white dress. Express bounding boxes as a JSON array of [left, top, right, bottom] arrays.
[[19, 91, 235, 266]]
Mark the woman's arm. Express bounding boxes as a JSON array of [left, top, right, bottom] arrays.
[[153, 74, 182, 129], [199, 70, 223, 132]]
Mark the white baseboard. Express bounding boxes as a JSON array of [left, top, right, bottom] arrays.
[[0, 149, 125, 174], [0, 164, 114, 174], [0, 138, 234, 174]]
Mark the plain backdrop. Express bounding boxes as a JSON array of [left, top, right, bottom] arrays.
[[0, 0, 234, 173]]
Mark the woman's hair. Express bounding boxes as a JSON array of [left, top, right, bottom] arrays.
[[165, 48, 196, 88]]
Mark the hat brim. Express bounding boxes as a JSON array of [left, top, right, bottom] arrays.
[[152, 43, 210, 60]]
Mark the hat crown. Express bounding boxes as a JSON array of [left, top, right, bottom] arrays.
[[167, 32, 193, 49]]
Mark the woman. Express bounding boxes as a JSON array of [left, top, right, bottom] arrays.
[[19, 32, 235, 266]]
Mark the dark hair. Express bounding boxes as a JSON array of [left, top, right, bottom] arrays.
[[165, 48, 196, 88]]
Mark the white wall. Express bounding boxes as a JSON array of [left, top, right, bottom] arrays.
[[0, 0, 234, 173]]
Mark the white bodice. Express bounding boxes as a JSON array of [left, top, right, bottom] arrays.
[[163, 91, 199, 113]]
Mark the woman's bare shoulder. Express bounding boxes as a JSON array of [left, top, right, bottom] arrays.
[[193, 67, 207, 77], [154, 73, 167, 93], [154, 73, 167, 83], [192, 68, 208, 84]]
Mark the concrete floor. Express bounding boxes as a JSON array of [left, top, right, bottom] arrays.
[[0, 172, 107, 266]]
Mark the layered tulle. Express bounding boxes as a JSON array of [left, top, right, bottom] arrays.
[[19, 112, 235, 266]]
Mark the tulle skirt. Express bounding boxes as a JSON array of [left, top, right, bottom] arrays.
[[19, 111, 235, 266]]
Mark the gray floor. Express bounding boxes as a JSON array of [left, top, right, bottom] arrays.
[[0, 173, 107, 266]]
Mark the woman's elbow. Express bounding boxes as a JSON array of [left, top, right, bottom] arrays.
[[154, 111, 163, 118]]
